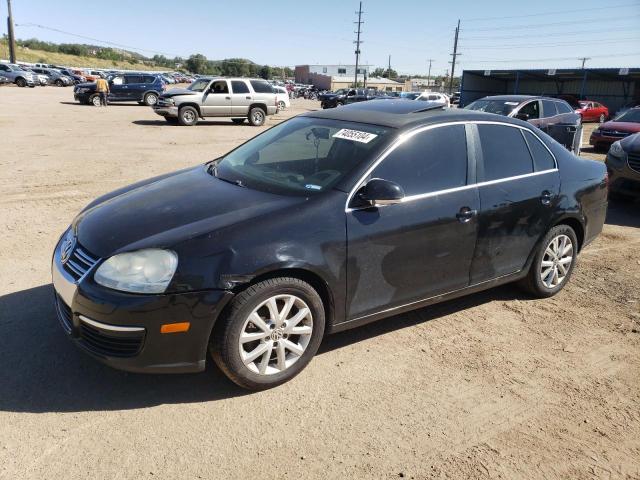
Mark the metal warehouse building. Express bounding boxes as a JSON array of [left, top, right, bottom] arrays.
[[460, 68, 640, 114]]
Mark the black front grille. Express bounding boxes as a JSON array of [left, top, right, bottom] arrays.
[[599, 130, 630, 138], [62, 244, 100, 281], [55, 294, 73, 334], [79, 322, 145, 358], [628, 153, 640, 173]]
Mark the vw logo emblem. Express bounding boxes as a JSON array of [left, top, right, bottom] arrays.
[[60, 233, 76, 265]]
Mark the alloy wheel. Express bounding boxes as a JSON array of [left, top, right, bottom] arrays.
[[238, 294, 313, 375], [182, 110, 196, 123], [540, 234, 573, 289], [252, 110, 264, 124]]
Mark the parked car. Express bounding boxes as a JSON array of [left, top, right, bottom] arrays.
[[273, 86, 290, 110], [51, 100, 607, 390], [153, 77, 278, 126], [465, 95, 582, 154], [22, 68, 50, 86], [590, 108, 640, 151], [74, 73, 165, 106], [0, 63, 36, 87], [613, 101, 640, 118], [575, 101, 609, 123], [74, 69, 98, 82], [0, 75, 9, 85], [58, 69, 86, 84], [31, 67, 73, 86], [451, 91, 461, 105], [416, 92, 450, 107], [320, 88, 383, 109], [605, 132, 640, 200]]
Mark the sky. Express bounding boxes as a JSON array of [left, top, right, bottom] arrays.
[[2, 0, 640, 75]]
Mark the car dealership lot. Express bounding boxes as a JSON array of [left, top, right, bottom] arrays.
[[1, 86, 639, 479]]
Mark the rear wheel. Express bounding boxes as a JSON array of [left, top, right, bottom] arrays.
[[15, 77, 26, 88], [278, 100, 286, 110], [211, 277, 325, 390], [178, 106, 198, 126], [143, 92, 158, 106], [519, 225, 578, 298], [248, 107, 266, 126], [599, 113, 606, 123]]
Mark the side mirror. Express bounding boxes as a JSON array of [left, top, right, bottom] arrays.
[[515, 112, 530, 121], [358, 178, 405, 207]]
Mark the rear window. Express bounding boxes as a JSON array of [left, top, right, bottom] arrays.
[[478, 124, 533, 181], [466, 99, 518, 116], [250, 80, 274, 93], [143, 75, 156, 83]]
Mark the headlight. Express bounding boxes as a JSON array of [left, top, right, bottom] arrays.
[[94, 249, 178, 294], [609, 141, 624, 157]]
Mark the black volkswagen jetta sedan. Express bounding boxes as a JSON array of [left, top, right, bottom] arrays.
[[52, 100, 608, 390]]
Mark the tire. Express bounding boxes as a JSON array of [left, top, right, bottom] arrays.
[[90, 94, 101, 107], [164, 116, 178, 125], [211, 277, 325, 390], [178, 106, 198, 126], [143, 92, 158, 106], [599, 113, 606, 123], [55, 79, 64, 87], [248, 107, 266, 126], [278, 100, 286, 110], [519, 225, 578, 298], [231, 118, 246, 124], [15, 78, 26, 88]]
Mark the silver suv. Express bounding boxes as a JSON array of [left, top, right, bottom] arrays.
[[153, 77, 278, 126], [0, 63, 36, 87]]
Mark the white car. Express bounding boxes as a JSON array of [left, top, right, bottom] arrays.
[[416, 92, 450, 107], [273, 86, 290, 110]]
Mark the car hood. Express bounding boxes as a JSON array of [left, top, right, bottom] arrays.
[[621, 132, 640, 154], [74, 166, 304, 258], [160, 88, 199, 98], [598, 121, 640, 133]]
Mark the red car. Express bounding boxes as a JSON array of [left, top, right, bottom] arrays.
[[590, 107, 640, 150], [576, 100, 609, 123]]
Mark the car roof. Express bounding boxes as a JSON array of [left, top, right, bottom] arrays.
[[479, 95, 569, 103], [302, 99, 530, 129]]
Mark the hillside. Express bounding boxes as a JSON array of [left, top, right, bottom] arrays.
[[0, 40, 165, 71]]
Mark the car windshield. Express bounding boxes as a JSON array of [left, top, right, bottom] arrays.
[[189, 79, 210, 92], [466, 99, 519, 116], [211, 117, 392, 195], [613, 109, 640, 123]]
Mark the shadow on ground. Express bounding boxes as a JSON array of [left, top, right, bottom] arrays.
[[0, 282, 523, 413], [132, 120, 246, 127], [606, 199, 640, 228], [59, 101, 143, 107]]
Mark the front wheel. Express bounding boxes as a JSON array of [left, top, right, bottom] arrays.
[[519, 225, 578, 298], [55, 79, 64, 87], [211, 277, 325, 390], [599, 113, 606, 123], [143, 92, 158, 106], [178, 106, 198, 126], [90, 94, 102, 107], [248, 107, 266, 126], [15, 78, 27, 87]]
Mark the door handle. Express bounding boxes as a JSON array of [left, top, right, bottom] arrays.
[[540, 190, 553, 206], [225, 96, 231, 100], [246, 96, 252, 99], [456, 207, 477, 223]]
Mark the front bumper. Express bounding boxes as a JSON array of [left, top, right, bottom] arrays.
[[590, 132, 629, 148], [152, 105, 179, 117], [51, 234, 234, 373], [606, 154, 640, 197]]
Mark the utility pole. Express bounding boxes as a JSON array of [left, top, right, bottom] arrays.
[[353, 1, 364, 88], [427, 58, 433, 88], [579, 57, 591, 69], [6, 0, 16, 63], [387, 54, 391, 77], [448, 19, 460, 95]]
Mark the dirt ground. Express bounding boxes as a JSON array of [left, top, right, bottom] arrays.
[[1, 85, 639, 480]]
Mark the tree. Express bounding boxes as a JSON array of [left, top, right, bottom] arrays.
[[371, 67, 385, 77], [259, 65, 272, 80], [185, 54, 211, 74]]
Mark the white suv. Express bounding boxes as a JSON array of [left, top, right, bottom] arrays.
[[153, 77, 278, 126], [416, 92, 450, 107]]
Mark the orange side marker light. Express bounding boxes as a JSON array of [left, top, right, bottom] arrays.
[[160, 322, 191, 334]]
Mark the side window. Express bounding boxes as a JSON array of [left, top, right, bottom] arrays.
[[143, 75, 156, 83], [249, 80, 273, 93], [478, 124, 533, 181], [125, 75, 143, 84], [523, 130, 555, 172], [556, 102, 572, 114], [0, 64, 8, 71], [370, 125, 467, 196], [231, 80, 250, 94], [518, 101, 539, 119], [111, 76, 124, 85], [210, 80, 229, 94], [541, 100, 558, 118], [338, 68, 347, 74]]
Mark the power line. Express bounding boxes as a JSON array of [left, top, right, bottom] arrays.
[[461, 36, 640, 50], [462, 14, 640, 32], [460, 27, 639, 41], [462, 2, 639, 21], [460, 52, 640, 64]]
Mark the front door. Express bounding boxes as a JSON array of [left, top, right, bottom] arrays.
[[202, 80, 232, 116], [108, 75, 127, 100], [346, 124, 479, 320], [470, 123, 560, 283], [230, 80, 252, 116]]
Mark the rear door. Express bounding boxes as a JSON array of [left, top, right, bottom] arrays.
[[124, 74, 145, 101], [202, 79, 232, 116], [346, 124, 479, 319], [470, 123, 560, 283], [230, 80, 252, 115]]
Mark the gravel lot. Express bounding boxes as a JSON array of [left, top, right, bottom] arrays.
[[1, 85, 639, 480]]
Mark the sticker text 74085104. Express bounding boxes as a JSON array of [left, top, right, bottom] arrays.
[[332, 129, 378, 144]]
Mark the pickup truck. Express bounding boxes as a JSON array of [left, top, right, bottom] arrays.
[[319, 88, 384, 109]]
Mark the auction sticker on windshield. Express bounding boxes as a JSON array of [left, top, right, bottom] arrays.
[[333, 129, 378, 143]]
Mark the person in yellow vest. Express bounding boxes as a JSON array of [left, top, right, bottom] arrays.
[[95, 77, 109, 107]]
